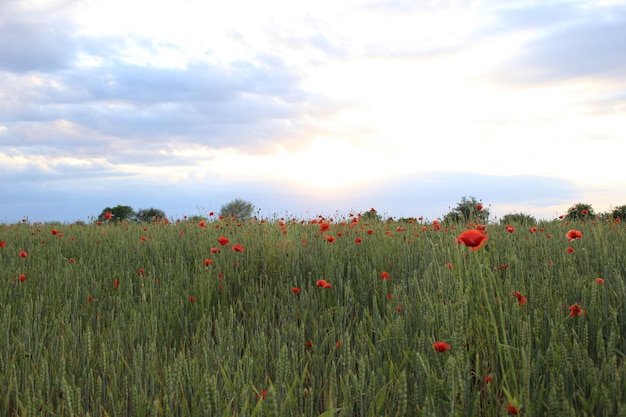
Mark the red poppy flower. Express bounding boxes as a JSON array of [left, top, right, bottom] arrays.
[[198, 221, 206, 227], [456, 230, 489, 250], [324, 235, 335, 243], [86, 295, 95, 303], [484, 373, 495, 384], [218, 236, 229, 246], [257, 389, 268, 400], [291, 287, 300, 294], [189, 295, 196, 302], [0, 241, 5, 248], [316, 279, 328, 287], [380, 271, 391, 280], [506, 225, 515, 233], [581, 209, 589, 215], [567, 246, 574, 254], [367, 229, 373, 235], [231, 243, 244, 252], [568, 303, 586, 317], [477, 203, 483, 211], [446, 262, 454, 270], [204, 259, 213, 266], [595, 277, 604, 284], [320, 222, 331, 232], [113, 279, 119, 289], [566, 229, 582, 241], [433, 341, 451, 352], [306, 340, 313, 348], [354, 237, 362, 244], [103, 211, 112, 220], [138, 268, 144, 276], [335, 340, 341, 349], [529, 227, 538, 233], [386, 293, 393, 300], [19, 250, 28, 258], [507, 403, 520, 414], [19, 274, 26, 282]]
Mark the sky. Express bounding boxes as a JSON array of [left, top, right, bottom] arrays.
[[1, 0, 625, 223]]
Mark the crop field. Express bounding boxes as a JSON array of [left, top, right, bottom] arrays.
[[0, 211, 624, 416]]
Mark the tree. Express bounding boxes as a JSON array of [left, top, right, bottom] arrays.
[[360, 208, 382, 223], [98, 205, 135, 222], [500, 213, 537, 226], [610, 205, 626, 221], [219, 198, 254, 220], [565, 203, 595, 220], [136, 207, 166, 222], [442, 196, 489, 224]]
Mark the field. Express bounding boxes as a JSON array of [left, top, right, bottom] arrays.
[[0, 212, 624, 416]]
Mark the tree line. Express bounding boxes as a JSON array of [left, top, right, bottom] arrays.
[[96, 197, 626, 223]]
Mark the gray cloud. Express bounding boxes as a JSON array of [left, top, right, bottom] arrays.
[[489, 3, 626, 84]]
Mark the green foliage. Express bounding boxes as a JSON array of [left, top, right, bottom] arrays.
[[500, 212, 537, 225], [611, 205, 626, 221], [0, 213, 624, 415], [136, 207, 166, 221], [566, 202, 595, 220], [442, 196, 489, 224], [360, 209, 382, 223], [219, 198, 254, 220], [98, 204, 135, 222]]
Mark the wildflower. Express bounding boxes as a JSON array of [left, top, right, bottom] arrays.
[[198, 220, 206, 227], [456, 229, 489, 250], [256, 389, 268, 400], [335, 340, 341, 349], [567, 246, 574, 254], [113, 279, 119, 289], [306, 340, 313, 348], [506, 225, 515, 233], [204, 259, 213, 266], [218, 237, 229, 246], [291, 287, 300, 294], [324, 235, 335, 243], [86, 295, 95, 303], [380, 271, 391, 280], [507, 403, 520, 414], [19, 274, 26, 282], [386, 293, 393, 300], [210, 247, 219, 253], [138, 268, 144, 276], [354, 237, 362, 244], [367, 229, 373, 235], [19, 250, 28, 258], [0, 241, 5, 248], [316, 279, 328, 287], [231, 243, 244, 252], [103, 211, 112, 220], [529, 227, 538, 233], [568, 303, 586, 317], [189, 295, 196, 302], [484, 373, 495, 384], [581, 209, 589, 215], [477, 203, 483, 211], [446, 262, 454, 269], [320, 222, 331, 232], [595, 277, 605, 284], [433, 341, 451, 352], [566, 229, 582, 241]]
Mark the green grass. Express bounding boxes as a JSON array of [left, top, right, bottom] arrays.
[[0, 215, 624, 416]]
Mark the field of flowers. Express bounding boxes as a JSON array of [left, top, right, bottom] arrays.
[[0, 211, 624, 416]]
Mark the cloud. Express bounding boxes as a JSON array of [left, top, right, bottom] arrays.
[[490, 3, 626, 84]]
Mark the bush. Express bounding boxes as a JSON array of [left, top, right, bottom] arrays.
[[565, 203, 595, 220]]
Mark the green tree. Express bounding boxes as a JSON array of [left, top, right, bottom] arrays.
[[136, 207, 166, 222], [565, 202, 595, 220], [610, 205, 626, 221], [500, 212, 537, 226], [219, 198, 254, 220], [442, 196, 489, 224], [360, 208, 382, 223], [98, 205, 135, 222]]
